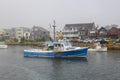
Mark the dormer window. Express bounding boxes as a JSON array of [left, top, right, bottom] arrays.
[[82, 27, 85, 30]]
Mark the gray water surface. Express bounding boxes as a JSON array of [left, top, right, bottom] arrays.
[[0, 46, 120, 80]]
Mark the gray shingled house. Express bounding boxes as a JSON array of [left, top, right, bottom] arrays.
[[30, 26, 50, 41], [97, 27, 108, 39]]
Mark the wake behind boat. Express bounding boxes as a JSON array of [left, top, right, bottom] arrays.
[[24, 41, 88, 58]]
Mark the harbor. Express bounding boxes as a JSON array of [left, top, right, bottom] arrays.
[[0, 45, 120, 80], [1, 0, 120, 79]]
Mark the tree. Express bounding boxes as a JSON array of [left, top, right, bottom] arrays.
[[13, 38, 18, 42], [20, 37, 25, 43], [40, 37, 45, 42]]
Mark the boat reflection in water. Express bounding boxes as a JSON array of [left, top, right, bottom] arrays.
[[51, 57, 88, 62], [25, 56, 88, 63]]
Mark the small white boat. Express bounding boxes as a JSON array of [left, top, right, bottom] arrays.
[[0, 45, 8, 48], [88, 43, 107, 52], [0, 42, 8, 48]]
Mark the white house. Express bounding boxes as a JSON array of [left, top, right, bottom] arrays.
[[62, 22, 96, 40]]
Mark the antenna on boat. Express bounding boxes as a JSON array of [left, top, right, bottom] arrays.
[[52, 20, 56, 41]]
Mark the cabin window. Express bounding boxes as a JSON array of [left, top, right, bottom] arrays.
[[58, 44, 60, 47], [48, 46, 54, 50], [54, 44, 57, 47], [61, 44, 63, 47]]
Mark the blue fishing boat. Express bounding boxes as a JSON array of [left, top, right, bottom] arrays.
[[24, 21, 88, 58], [24, 41, 88, 58]]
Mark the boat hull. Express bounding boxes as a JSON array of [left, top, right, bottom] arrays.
[[0, 45, 8, 48], [24, 48, 88, 58], [88, 47, 107, 52]]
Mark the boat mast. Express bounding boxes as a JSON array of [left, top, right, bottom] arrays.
[[53, 20, 56, 41]]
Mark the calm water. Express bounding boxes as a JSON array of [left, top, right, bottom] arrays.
[[0, 46, 120, 80]]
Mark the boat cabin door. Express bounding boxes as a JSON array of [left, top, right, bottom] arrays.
[[54, 44, 64, 51]]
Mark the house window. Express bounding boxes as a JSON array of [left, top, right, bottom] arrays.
[[19, 36, 21, 38], [90, 33, 95, 36], [80, 32, 85, 35], [82, 27, 85, 30], [26, 33, 28, 36]]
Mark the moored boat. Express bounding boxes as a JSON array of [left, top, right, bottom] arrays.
[[24, 41, 88, 58], [88, 43, 107, 52], [0, 42, 8, 48], [0, 45, 8, 48]]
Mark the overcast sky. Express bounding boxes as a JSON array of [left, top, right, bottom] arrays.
[[0, 0, 120, 30]]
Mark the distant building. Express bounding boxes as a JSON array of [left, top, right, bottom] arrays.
[[118, 28, 120, 38], [62, 22, 96, 39], [5, 27, 30, 42], [108, 27, 119, 39], [97, 27, 108, 39], [23, 28, 31, 40], [3, 28, 11, 40], [30, 26, 50, 41], [24, 32, 30, 40], [0, 28, 6, 41]]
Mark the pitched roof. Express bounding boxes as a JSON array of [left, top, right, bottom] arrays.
[[33, 26, 49, 32], [64, 22, 95, 29], [98, 27, 107, 32]]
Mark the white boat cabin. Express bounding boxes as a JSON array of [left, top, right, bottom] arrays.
[[45, 41, 77, 51]]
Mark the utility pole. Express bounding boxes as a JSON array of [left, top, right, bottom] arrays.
[[53, 20, 56, 41]]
